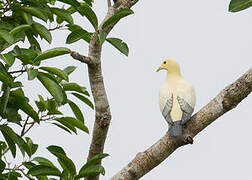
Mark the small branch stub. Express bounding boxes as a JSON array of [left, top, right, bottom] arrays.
[[71, 51, 92, 65]]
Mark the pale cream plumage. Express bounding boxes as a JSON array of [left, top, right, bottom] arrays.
[[157, 59, 196, 136]]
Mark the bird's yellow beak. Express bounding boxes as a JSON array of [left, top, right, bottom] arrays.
[[156, 67, 162, 72]]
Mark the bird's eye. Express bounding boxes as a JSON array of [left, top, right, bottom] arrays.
[[163, 61, 166, 64]]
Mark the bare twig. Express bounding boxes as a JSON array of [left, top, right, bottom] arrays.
[[49, 25, 64, 31], [8, 69, 26, 74], [20, 117, 29, 136], [22, 122, 35, 136], [71, 51, 92, 65], [111, 68, 252, 180]]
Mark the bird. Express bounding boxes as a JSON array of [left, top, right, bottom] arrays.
[[157, 59, 196, 137]]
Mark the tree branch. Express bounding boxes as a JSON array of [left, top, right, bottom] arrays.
[[71, 51, 92, 65], [84, 1, 139, 180], [111, 68, 252, 180], [107, 0, 111, 7]]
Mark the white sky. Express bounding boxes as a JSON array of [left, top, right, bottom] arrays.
[[10, 0, 252, 179]]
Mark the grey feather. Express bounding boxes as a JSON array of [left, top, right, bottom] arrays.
[[177, 96, 194, 125], [162, 94, 173, 125]]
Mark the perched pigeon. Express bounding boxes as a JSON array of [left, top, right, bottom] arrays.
[[157, 59, 196, 137]]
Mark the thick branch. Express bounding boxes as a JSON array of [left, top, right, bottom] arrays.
[[111, 68, 252, 180], [107, 0, 111, 7], [85, 1, 139, 180], [71, 51, 92, 65]]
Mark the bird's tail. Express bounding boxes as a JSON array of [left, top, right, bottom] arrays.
[[168, 121, 182, 137]]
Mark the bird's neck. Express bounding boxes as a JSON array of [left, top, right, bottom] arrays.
[[165, 70, 182, 82]]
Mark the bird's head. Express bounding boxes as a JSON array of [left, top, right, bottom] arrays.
[[156, 59, 181, 75]]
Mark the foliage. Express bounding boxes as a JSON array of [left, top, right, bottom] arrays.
[[0, 0, 133, 179], [229, 0, 252, 12]]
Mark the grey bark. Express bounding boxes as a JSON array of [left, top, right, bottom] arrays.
[[111, 68, 252, 180]]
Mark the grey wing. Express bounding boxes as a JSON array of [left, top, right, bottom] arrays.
[[177, 96, 194, 125], [162, 94, 173, 125]]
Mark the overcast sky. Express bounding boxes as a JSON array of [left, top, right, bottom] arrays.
[[17, 0, 252, 179]]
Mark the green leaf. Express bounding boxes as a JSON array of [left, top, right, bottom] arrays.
[[229, 0, 252, 12], [67, 24, 83, 31], [16, 135, 31, 157], [10, 25, 31, 36], [0, 52, 15, 66], [77, 165, 105, 178], [37, 176, 49, 180], [0, 159, 5, 173], [27, 68, 38, 80], [63, 66, 77, 75], [0, 86, 10, 118], [40, 67, 68, 81], [46, 99, 62, 115], [37, 72, 64, 104], [102, 8, 134, 29], [57, 0, 80, 7], [56, 154, 76, 176], [15, 48, 38, 65], [0, 62, 7, 74], [66, 29, 91, 44], [0, 125, 30, 157], [1, 129, 16, 157], [80, 153, 109, 171], [33, 47, 71, 64], [35, 95, 47, 111], [106, 38, 129, 56], [63, 83, 89, 96], [56, 66, 77, 83], [68, 100, 84, 123], [0, 72, 12, 85], [21, 12, 33, 25], [77, 4, 98, 30], [9, 89, 39, 122], [54, 118, 77, 134], [47, 145, 76, 175], [0, 29, 14, 43], [33, 157, 57, 169], [28, 165, 61, 176], [0, 141, 7, 156], [66, 6, 78, 14], [21, 7, 48, 22], [52, 123, 72, 134], [23, 161, 36, 169], [26, 31, 41, 51], [71, 93, 94, 109], [11, 81, 23, 88], [55, 117, 89, 133], [47, 145, 66, 156], [83, 0, 93, 6], [7, 171, 22, 180], [33, 23, 52, 44], [51, 8, 73, 24], [5, 107, 22, 125]]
